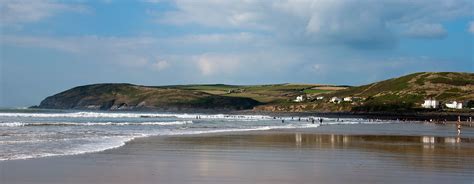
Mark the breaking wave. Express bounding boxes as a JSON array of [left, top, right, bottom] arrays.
[[0, 112, 272, 120], [0, 121, 193, 127]]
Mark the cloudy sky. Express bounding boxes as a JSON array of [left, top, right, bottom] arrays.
[[1, 0, 473, 107]]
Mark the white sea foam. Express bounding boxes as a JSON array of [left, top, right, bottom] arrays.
[[0, 111, 392, 161], [0, 136, 135, 161], [0, 121, 192, 127], [167, 123, 320, 135], [0, 123, 320, 161], [0, 112, 273, 120]]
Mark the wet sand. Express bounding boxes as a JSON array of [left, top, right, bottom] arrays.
[[1, 123, 474, 184]]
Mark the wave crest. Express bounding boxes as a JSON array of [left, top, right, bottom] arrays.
[[0, 121, 192, 127]]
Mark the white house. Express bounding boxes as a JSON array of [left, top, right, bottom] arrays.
[[421, 99, 439, 109], [343, 97, 353, 102], [316, 96, 324, 100], [330, 97, 342, 103], [445, 101, 462, 109], [294, 95, 304, 102]]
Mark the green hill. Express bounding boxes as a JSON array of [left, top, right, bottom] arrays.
[[38, 84, 261, 111], [176, 83, 343, 103], [36, 72, 473, 112], [328, 72, 474, 111]]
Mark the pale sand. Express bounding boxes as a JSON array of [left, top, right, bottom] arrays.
[[1, 123, 474, 184]]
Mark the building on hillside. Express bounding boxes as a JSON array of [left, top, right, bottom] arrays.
[[445, 101, 463, 109], [421, 99, 439, 109], [316, 96, 324, 100], [330, 97, 342, 104], [343, 97, 353, 102], [294, 95, 304, 102]]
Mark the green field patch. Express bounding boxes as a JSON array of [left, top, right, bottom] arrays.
[[430, 77, 474, 86], [303, 89, 332, 94]]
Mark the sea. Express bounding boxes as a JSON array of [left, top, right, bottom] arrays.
[[0, 108, 431, 161]]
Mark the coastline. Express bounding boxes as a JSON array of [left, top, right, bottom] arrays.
[[26, 107, 474, 122], [243, 110, 474, 124], [2, 108, 473, 164], [1, 123, 473, 184]]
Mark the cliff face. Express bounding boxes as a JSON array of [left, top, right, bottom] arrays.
[[38, 83, 260, 111]]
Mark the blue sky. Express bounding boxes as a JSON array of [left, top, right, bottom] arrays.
[[1, 0, 473, 107]]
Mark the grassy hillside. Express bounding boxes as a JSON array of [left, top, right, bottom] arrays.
[[37, 72, 473, 112], [173, 83, 346, 103], [39, 84, 261, 111], [328, 72, 474, 111]]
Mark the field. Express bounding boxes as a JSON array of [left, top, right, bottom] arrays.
[[176, 84, 344, 103]]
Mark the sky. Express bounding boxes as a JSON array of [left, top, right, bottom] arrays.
[[0, 0, 473, 107]]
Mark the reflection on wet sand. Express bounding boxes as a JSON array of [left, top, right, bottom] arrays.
[[167, 133, 474, 148], [2, 132, 473, 184], [165, 133, 474, 173]]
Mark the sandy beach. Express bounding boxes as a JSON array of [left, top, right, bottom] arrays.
[[1, 123, 473, 184]]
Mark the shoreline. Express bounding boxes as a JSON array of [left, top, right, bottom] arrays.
[[239, 110, 474, 121], [24, 107, 474, 121], [2, 121, 473, 163], [1, 125, 473, 184]]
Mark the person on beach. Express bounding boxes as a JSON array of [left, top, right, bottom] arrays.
[[457, 123, 462, 135], [319, 118, 323, 124], [312, 119, 315, 124], [457, 116, 462, 135], [282, 119, 285, 123]]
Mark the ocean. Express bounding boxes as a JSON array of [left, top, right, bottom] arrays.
[[0, 109, 467, 161]]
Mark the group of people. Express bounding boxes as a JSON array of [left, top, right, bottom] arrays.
[[425, 116, 470, 136], [194, 114, 468, 136], [280, 117, 324, 124]]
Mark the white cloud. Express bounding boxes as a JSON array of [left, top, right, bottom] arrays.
[[152, 60, 170, 71], [300, 55, 469, 85], [197, 58, 213, 76], [158, 0, 473, 49], [0, 0, 87, 26], [311, 64, 323, 71], [469, 21, 474, 34], [2, 35, 156, 53], [404, 23, 447, 39], [1, 35, 159, 68], [173, 32, 255, 45], [160, 1, 271, 30], [195, 54, 240, 76]]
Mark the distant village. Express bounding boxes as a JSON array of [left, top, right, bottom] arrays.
[[223, 86, 472, 111], [293, 95, 472, 110]]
